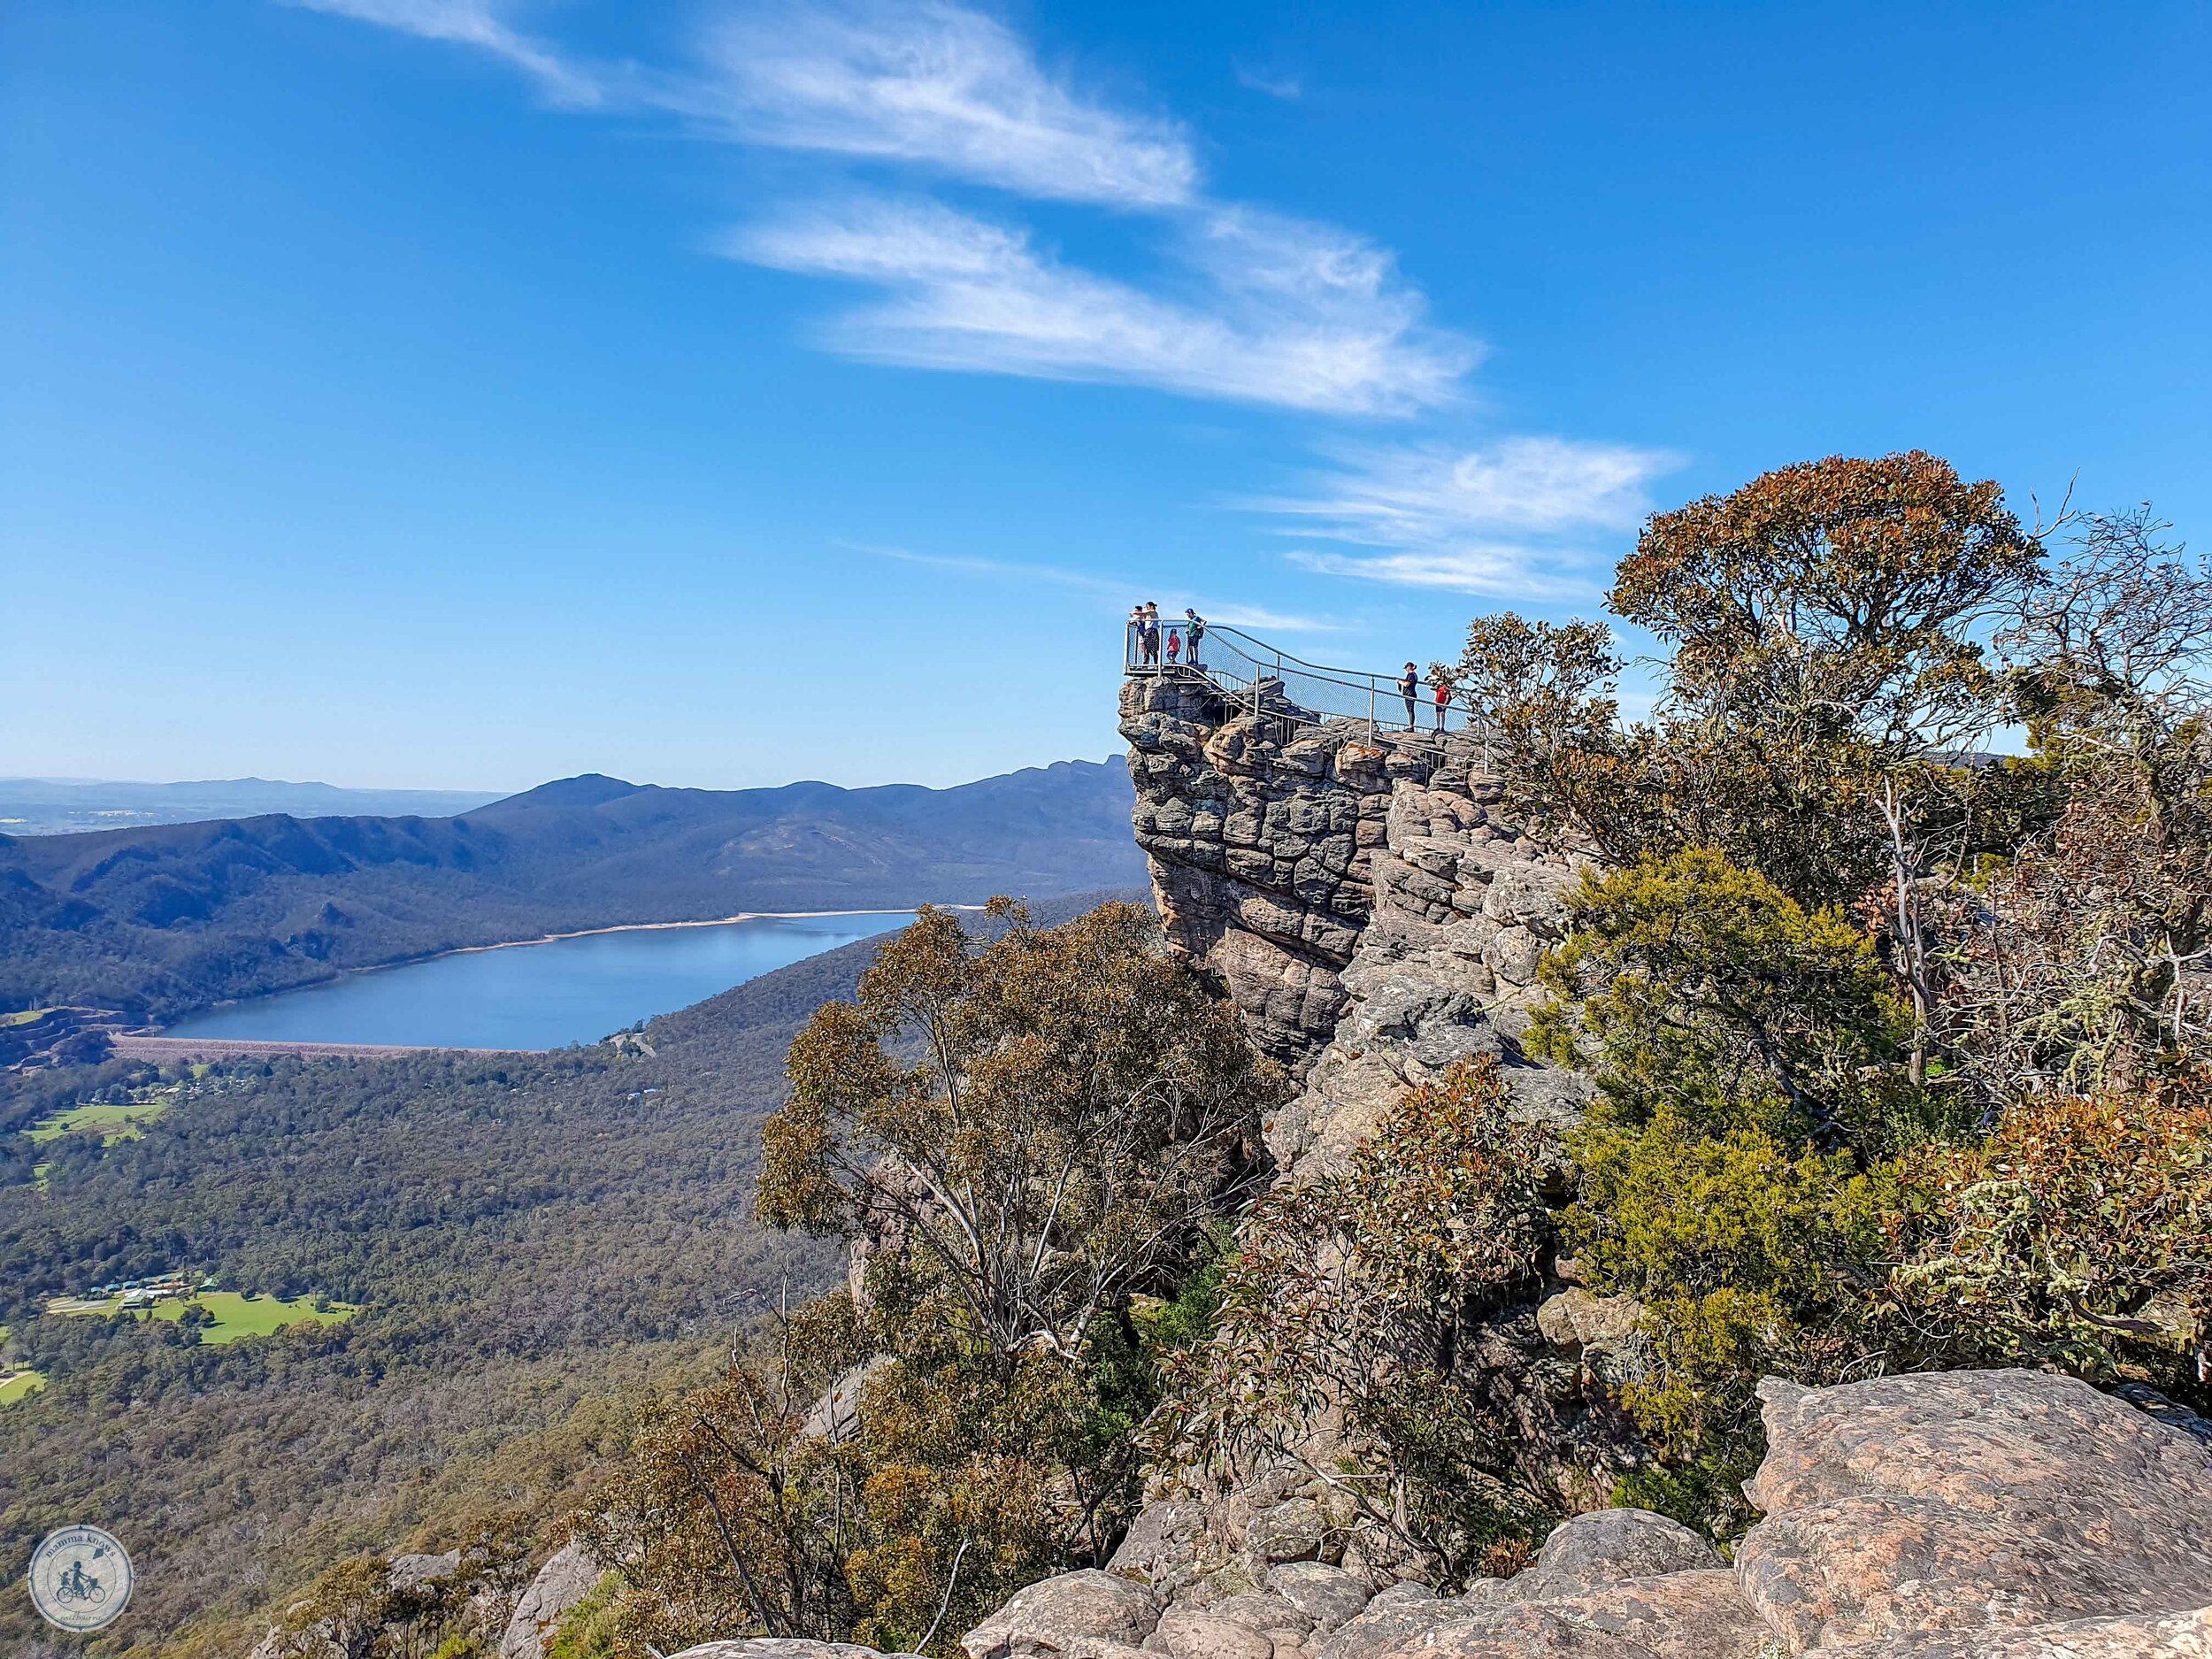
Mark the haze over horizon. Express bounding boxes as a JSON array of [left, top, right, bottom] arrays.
[[5, 0, 2206, 790]]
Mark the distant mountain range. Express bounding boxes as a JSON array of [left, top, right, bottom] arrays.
[[0, 777, 503, 836], [0, 762, 1143, 1023]]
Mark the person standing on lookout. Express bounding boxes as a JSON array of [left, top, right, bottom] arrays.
[[1142, 603, 1163, 666], [1434, 675, 1452, 733], [1399, 663, 1418, 728], [1184, 608, 1206, 667]]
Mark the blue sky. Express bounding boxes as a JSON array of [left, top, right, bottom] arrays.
[[4, 1, 2207, 792]]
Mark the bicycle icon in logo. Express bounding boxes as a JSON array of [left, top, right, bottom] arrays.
[[27, 1524, 134, 1632], [56, 1559, 108, 1605]]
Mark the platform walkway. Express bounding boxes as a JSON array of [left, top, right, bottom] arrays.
[[1122, 615, 1486, 755]]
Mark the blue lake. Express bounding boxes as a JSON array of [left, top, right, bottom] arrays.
[[161, 911, 917, 1050]]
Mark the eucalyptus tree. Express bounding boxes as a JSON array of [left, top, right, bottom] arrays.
[[760, 899, 1283, 1364]]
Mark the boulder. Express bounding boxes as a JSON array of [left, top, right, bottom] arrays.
[[1533, 1290, 1642, 1356], [1110, 1499, 1207, 1596], [1509, 1509, 1723, 1601], [501, 1540, 601, 1659], [1266, 1562, 1371, 1632], [801, 1356, 891, 1443], [1736, 1369, 2212, 1653], [1245, 1498, 1328, 1565], [1149, 1610, 1276, 1659], [1842, 1606, 2212, 1656], [1310, 1580, 1489, 1659], [387, 1550, 461, 1592], [1488, 1571, 1768, 1659], [1210, 1592, 1314, 1636], [1407, 1575, 1770, 1659], [1367, 1601, 1678, 1658], [964, 1569, 1162, 1659]]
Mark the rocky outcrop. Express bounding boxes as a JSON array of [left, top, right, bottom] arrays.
[[1118, 675, 1590, 1177], [1735, 1369, 2212, 1652], [1122, 674, 1630, 1524], [676, 687, 2212, 1659], [826, 1368, 2211, 1659], [962, 1570, 1162, 1659], [500, 1540, 601, 1659], [1119, 675, 1385, 1075]]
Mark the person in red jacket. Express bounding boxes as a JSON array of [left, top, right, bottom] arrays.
[[1433, 676, 1452, 733]]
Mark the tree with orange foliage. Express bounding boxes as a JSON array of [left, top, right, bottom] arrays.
[[1601, 450, 2040, 907], [1893, 1088, 2212, 1387]]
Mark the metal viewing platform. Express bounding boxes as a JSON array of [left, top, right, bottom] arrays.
[[1123, 616, 1487, 756]]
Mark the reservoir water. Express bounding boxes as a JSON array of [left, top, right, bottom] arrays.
[[160, 910, 917, 1051]]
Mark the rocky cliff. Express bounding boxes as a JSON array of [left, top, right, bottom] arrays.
[[1120, 672, 1637, 1515], [1118, 673, 1592, 1179]]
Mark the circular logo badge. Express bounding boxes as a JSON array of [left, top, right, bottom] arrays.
[[27, 1525, 134, 1632]]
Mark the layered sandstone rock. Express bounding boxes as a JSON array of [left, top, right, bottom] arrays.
[[1118, 673, 1592, 1179], [1735, 1369, 2212, 1653], [1120, 672, 1634, 1532]]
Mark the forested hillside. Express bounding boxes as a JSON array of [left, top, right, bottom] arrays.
[[0, 889, 1141, 1659], [0, 760, 1141, 1021]]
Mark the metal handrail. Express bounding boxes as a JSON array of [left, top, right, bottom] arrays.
[[1122, 614, 1488, 757]]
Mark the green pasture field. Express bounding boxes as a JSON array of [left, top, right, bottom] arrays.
[[50, 1290, 359, 1345], [27, 1099, 171, 1145]]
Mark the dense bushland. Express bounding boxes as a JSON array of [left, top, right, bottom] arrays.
[[1161, 1059, 1560, 1584], [0, 892, 1140, 1659], [569, 902, 1286, 1656], [1471, 457, 2212, 1527]]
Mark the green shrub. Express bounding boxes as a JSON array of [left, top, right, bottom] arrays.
[[1158, 1060, 1559, 1586]]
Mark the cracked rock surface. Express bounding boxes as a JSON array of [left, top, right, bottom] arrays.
[[663, 1369, 2212, 1659], [1118, 675, 1591, 1152]]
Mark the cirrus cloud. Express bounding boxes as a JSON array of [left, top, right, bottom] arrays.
[[1263, 436, 1683, 595], [283, 0, 606, 106], [286, 0, 1478, 419], [733, 196, 1471, 417], [693, 0, 1200, 209]]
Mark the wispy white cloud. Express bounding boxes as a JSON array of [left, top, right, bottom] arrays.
[[1195, 602, 1347, 634], [1286, 544, 1587, 598], [1234, 62, 1303, 100], [1272, 436, 1674, 540], [692, 0, 1198, 208], [856, 541, 1124, 594], [733, 196, 1471, 416], [285, 0, 604, 106], [290, 0, 1474, 417], [1263, 435, 1681, 595], [849, 542, 1343, 633]]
